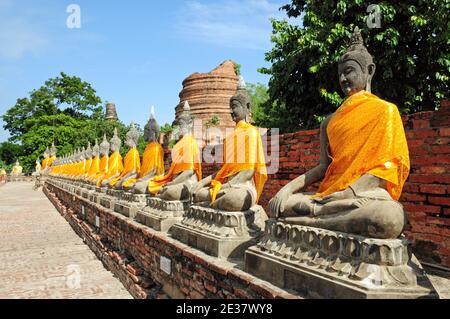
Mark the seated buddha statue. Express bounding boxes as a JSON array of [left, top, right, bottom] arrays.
[[11, 160, 23, 176], [123, 109, 165, 194], [74, 147, 86, 180], [79, 143, 93, 180], [97, 128, 124, 187], [41, 147, 50, 173], [90, 135, 110, 184], [48, 142, 57, 168], [269, 27, 410, 239], [192, 77, 267, 211], [147, 101, 202, 201], [109, 123, 141, 190], [85, 140, 100, 181]]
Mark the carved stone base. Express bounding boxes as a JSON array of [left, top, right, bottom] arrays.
[[171, 204, 268, 259], [99, 189, 123, 210], [245, 220, 438, 299], [114, 193, 148, 219], [136, 197, 189, 232], [90, 187, 107, 204]]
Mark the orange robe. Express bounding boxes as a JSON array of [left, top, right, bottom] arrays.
[[109, 147, 140, 187], [315, 91, 410, 200], [48, 155, 56, 168], [87, 156, 100, 178], [148, 134, 201, 195], [210, 121, 268, 203], [41, 158, 49, 170], [96, 151, 123, 187], [123, 142, 164, 189], [91, 155, 109, 183]]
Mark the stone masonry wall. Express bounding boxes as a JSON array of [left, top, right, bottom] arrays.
[[167, 101, 450, 268]]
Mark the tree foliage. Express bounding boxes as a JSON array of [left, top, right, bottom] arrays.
[[1, 72, 130, 172], [259, 0, 450, 132]]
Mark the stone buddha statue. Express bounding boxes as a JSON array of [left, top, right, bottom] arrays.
[[269, 27, 410, 239], [147, 101, 202, 201], [41, 147, 50, 171], [97, 128, 124, 187], [86, 139, 101, 181], [123, 108, 165, 194], [12, 160, 23, 176], [81, 142, 93, 180], [49, 142, 57, 167], [109, 123, 141, 190], [192, 77, 268, 211], [35, 157, 41, 175], [91, 135, 110, 184]]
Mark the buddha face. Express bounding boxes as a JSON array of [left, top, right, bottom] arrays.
[[230, 98, 248, 123], [338, 59, 375, 97], [144, 124, 158, 143], [178, 119, 191, 138]]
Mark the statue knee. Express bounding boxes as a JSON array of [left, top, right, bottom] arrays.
[[354, 200, 406, 239]]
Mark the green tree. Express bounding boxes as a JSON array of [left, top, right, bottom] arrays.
[[1, 72, 106, 172], [0, 142, 23, 167], [260, 0, 450, 132]]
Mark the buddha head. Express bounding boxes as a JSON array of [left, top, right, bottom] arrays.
[[110, 128, 122, 152], [92, 139, 100, 157], [50, 142, 57, 157], [100, 134, 110, 156], [43, 147, 50, 159], [125, 122, 140, 148], [230, 76, 252, 123], [338, 26, 375, 97], [85, 142, 93, 159], [79, 147, 86, 161], [144, 106, 160, 143], [175, 101, 193, 139]]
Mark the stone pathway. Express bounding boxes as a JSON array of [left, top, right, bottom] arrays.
[[0, 182, 132, 299]]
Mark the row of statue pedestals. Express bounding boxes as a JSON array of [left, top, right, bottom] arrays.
[[45, 175, 438, 299]]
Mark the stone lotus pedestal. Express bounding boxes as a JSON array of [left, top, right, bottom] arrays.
[[114, 192, 149, 219], [99, 189, 123, 210], [171, 204, 268, 260], [136, 197, 190, 232], [245, 219, 438, 299], [80, 183, 96, 199]]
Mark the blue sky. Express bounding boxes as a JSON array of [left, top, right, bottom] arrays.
[[0, 0, 299, 142]]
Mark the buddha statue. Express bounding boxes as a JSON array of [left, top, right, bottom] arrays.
[[81, 142, 93, 181], [192, 77, 268, 211], [123, 108, 165, 194], [147, 101, 202, 201], [91, 135, 110, 184], [41, 147, 50, 171], [35, 158, 41, 175], [109, 123, 141, 189], [12, 160, 23, 176], [0, 168, 6, 176], [74, 147, 86, 179], [86, 139, 101, 181], [269, 27, 410, 239], [97, 128, 124, 187], [48, 142, 57, 168]]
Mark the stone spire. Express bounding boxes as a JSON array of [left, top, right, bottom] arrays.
[[105, 102, 118, 121]]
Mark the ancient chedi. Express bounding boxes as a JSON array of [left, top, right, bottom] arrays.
[[175, 60, 239, 145], [105, 102, 119, 121]]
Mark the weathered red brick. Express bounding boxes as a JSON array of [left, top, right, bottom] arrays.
[[428, 196, 450, 206], [420, 184, 447, 195]]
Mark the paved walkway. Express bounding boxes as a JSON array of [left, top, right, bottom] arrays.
[[0, 182, 132, 299]]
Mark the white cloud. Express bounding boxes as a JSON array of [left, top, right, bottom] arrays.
[[176, 0, 287, 50]]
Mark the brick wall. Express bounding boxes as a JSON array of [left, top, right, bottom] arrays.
[[170, 100, 449, 268], [44, 183, 298, 299]]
